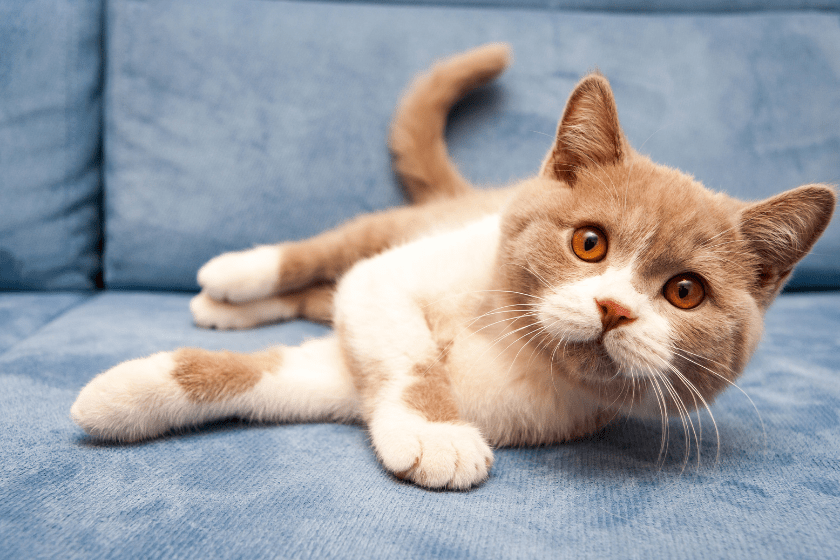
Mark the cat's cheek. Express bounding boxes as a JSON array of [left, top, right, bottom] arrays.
[[537, 308, 602, 342], [536, 291, 603, 342]]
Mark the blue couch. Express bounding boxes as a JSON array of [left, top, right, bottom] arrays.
[[2, 0, 839, 557]]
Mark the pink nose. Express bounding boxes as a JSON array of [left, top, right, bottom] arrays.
[[596, 299, 637, 333]]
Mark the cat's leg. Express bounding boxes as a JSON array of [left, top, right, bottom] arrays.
[[335, 225, 498, 490], [364, 370, 495, 490], [196, 205, 444, 304], [190, 283, 334, 330], [196, 189, 510, 305], [70, 336, 358, 442]]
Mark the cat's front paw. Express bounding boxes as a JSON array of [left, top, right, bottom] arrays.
[[197, 245, 282, 303], [70, 353, 179, 442], [374, 418, 494, 490]]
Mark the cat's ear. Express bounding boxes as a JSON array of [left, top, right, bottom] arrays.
[[739, 184, 836, 304], [540, 72, 626, 186]]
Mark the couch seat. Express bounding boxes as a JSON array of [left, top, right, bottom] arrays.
[[1, 291, 839, 558]]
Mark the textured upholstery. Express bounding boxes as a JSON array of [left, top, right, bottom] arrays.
[[0, 0, 103, 290], [299, 0, 840, 11], [103, 0, 840, 291], [2, 1, 839, 558], [1, 291, 839, 558]]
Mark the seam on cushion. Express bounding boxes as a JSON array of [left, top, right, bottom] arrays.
[[0, 292, 98, 361]]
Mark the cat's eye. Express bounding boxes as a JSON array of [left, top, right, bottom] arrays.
[[571, 226, 608, 262], [663, 273, 706, 309]]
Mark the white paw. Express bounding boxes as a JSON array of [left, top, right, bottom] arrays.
[[191, 291, 262, 330], [197, 245, 282, 303], [374, 418, 494, 490], [70, 353, 179, 442]]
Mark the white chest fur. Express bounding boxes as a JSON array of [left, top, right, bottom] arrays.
[[334, 215, 603, 446]]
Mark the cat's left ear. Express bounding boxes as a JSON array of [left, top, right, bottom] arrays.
[[739, 184, 836, 305], [540, 72, 627, 186]]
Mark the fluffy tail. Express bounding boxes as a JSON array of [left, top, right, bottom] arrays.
[[70, 336, 359, 442], [389, 43, 512, 205]]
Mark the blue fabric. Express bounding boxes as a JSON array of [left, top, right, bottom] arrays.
[[1, 290, 839, 558], [0, 0, 103, 290], [103, 0, 840, 291], [0, 292, 91, 353], [307, 0, 840, 12]]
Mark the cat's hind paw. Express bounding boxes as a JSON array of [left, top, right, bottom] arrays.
[[197, 245, 282, 303], [374, 418, 494, 490], [190, 291, 293, 330]]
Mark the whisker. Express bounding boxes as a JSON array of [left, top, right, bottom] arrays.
[[665, 362, 721, 471], [670, 346, 767, 452], [655, 369, 698, 474]]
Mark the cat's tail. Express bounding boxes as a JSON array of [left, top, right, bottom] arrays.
[[70, 336, 359, 442], [389, 43, 512, 205]]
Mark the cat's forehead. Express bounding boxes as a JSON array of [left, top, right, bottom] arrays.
[[570, 159, 742, 260]]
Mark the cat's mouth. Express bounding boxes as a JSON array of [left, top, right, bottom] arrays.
[[537, 300, 672, 383], [542, 324, 672, 385]]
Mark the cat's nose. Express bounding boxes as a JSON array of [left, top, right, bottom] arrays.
[[595, 299, 637, 333]]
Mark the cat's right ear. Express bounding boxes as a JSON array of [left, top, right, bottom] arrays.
[[739, 184, 836, 306], [540, 73, 626, 186]]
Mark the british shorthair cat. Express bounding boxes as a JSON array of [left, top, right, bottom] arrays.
[[71, 44, 835, 489]]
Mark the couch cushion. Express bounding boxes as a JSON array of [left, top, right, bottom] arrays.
[[0, 293, 92, 354], [103, 0, 840, 291], [0, 0, 103, 290], [0, 291, 839, 557]]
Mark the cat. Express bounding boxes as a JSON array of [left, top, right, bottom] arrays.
[[71, 43, 835, 490]]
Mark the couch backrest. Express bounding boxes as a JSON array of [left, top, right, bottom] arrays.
[[102, 0, 840, 292], [295, 0, 840, 11], [3, 0, 839, 293], [0, 0, 103, 290]]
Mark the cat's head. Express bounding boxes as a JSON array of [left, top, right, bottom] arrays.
[[497, 73, 835, 418]]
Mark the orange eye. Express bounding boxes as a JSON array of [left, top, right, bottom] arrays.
[[571, 226, 608, 262], [663, 273, 706, 309]]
